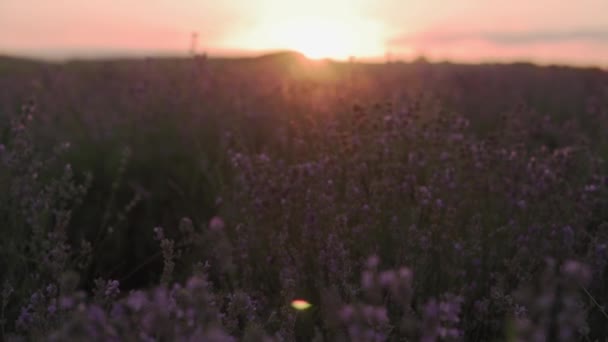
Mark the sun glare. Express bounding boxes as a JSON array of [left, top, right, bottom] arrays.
[[275, 18, 363, 60], [230, 15, 384, 61]]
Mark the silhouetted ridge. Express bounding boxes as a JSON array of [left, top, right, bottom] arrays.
[[252, 50, 308, 63]]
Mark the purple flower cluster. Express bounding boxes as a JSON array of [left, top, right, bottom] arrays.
[[48, 275, 235, 341]]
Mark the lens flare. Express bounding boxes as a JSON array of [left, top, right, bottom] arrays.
[[291, 299, 312, 310]]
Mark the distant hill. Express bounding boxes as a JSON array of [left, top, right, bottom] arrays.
[[251, 50, 308, 63], [0, 55, 45, 64]]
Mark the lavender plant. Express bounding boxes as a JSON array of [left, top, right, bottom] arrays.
[[1, 56, 608, 341]]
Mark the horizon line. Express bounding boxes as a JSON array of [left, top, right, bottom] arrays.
[[1, 48, 606, 70]]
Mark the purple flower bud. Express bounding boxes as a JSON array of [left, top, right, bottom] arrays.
[[30, 292, 42, 305], [562, 260, 592, 285], [46, 284, 58, 296], [562, 225, 574, 245], [209, 216, 225, 231], [110, 303, 126, 320], [186, 276, 206, 291], [398, 267, 413, 283], [153, 227, 164, 241], [16, 307, 32, 329], [379, 271, 396, 287], [87, 305, 106, 324], [59, 296, 75, 310], [105, 280, 120, 298], [585, 184, 598, 192], [597, 244, 607, 256], [375, 307, 389, 324], [339, 305, 355, 321], [366, 255, 380, 269]]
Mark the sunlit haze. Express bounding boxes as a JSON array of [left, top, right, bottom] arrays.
[[1, 0, 607, 66]]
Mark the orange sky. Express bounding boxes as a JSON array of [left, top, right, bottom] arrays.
[[1, 0, 607, 66]]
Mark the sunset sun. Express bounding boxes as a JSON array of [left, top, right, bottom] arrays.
[[272, 18, 362, 60], [231, 15, 385, 61]]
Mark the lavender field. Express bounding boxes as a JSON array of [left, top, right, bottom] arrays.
[[1, 52, 608, 341]]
